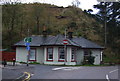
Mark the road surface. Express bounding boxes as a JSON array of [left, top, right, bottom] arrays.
[[2, 64, 119, 81]]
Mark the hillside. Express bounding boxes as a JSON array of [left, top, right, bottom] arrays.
[[3, 2, 120, 64], [2, 3, 103, 49]]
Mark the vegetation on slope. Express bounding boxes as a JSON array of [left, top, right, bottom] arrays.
[[2, 2, 120, 64]]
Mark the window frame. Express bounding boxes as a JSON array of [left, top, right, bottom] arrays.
[[46, 47, 53, 61], [58, 47, 65, 62], [29, 48, 36, 61], [71, 48, 76, 62], [84, 49, 92, 56]]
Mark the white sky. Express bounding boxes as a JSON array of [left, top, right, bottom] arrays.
[[22, 0, 99, 14], [1, 0, 99, 14]]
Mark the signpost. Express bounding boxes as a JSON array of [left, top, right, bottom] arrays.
[[63, 39, 68, 45], [24, 37, 32, 66], [63, 28, 67, 65]]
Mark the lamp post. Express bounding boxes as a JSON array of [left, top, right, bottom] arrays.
[[24, 29, 32, 66], [63, 28, 68, 65]]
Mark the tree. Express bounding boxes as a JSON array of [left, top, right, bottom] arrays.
[[71, 0, 80, 7], [32, 3, 45, 35], [94, 2, 120, 59], [87, 9, 93, 14], [2, 2, 22, 48]]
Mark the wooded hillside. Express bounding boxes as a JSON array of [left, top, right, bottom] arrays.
[[2, 2, 120, 63]]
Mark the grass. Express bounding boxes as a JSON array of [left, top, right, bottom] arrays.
[[19, 61, 27, 64], [19, 61, 40, 64], [29, 62, 40, 64], [103, 56, 119, 64]]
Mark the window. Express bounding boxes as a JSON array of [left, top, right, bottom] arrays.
[[84, 49, 92, 61], [71, 48, 76, 61], [47, 48, 53, 60], [84, 50, 92, 56], [29, 49, 36, 61], [59, 47, 65, 60]]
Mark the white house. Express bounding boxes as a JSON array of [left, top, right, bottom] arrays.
[[14, 34, 104, 65]]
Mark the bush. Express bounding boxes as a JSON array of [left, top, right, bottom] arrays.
[[29, 62, 40, 64], [87, 56, 95, 65]]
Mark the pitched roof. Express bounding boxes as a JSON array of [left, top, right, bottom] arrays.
[[72, 37, 103, 49], [14, 34, 104, 49]]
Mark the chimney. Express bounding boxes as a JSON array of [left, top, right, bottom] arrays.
[[43, 26, 47, 37], [67, 28, 73, 39]]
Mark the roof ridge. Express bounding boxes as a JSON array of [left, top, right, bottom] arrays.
[[67, 38, 80, 47], [54, 35, 61, 44]]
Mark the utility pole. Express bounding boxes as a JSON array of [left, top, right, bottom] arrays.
[[27, 29, 30, 66], [104, 2, 107, 47], [64, 28, 67, 65]]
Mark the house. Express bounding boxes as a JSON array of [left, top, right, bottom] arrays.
[[14, 32, 104, 65]]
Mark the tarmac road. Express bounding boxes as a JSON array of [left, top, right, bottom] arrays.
[[31, 65, 119, 79], [2, 64, 34, 79], [1, 64, 119, 81]]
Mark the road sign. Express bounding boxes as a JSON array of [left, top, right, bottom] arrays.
[[24, 37, 32, 43], [26, 46, 30, 51], [63, 39, 68, 45], [25, 42, 30, 46]]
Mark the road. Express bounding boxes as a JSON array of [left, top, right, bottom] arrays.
[[2, 64, 119, 81], [31, 65, 119, 80], [2, 64, 34, 79]]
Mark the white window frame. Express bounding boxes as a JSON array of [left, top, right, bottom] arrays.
[[29, 49, 36, 61], [47, 47, 53, 60], [59, 47, 65, 60], [71, 48, 76, 61]]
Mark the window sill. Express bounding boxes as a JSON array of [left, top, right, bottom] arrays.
[[29, 60, 36, 61], [71, 60, 76, 62], [46, 60, 53, 61], [58, 60, 65, 62]]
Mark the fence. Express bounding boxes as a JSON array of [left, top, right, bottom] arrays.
[[0, 51, 16, 61]]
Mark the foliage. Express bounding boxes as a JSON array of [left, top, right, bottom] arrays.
[[19, 61, 27, 64], [2, 2, 120, 63], [87, 56, 95, 65], [94, 2, 120, 63], [29, 62, 40, 64], [2, 3, 102, 50]]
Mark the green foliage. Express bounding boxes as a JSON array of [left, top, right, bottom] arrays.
[[2, 2, 119, 64], [29, 62, 40, 64], [2, 3, 102, 51], [87, 56, 95, 65], [94, 2, 120, 64], [19, 61, 27, 64]]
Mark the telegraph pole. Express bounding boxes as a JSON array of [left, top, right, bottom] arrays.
[[27, 29, 30, 66], [64, 28, 67, 65], [104, 2, 107, 47]]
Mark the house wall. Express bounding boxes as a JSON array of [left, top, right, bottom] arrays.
[[16, 47, 28, 62], [76, 49, 84, 65], [92, 49, 101, 65], [36, 47, 44, 64], [16, 46, 102, 65], [75, 49, 102, 65], [44, 46, 76, 65], [16, 47, 44, 64]]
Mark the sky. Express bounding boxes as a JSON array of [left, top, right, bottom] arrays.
[[1, 0, 99, 14]]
